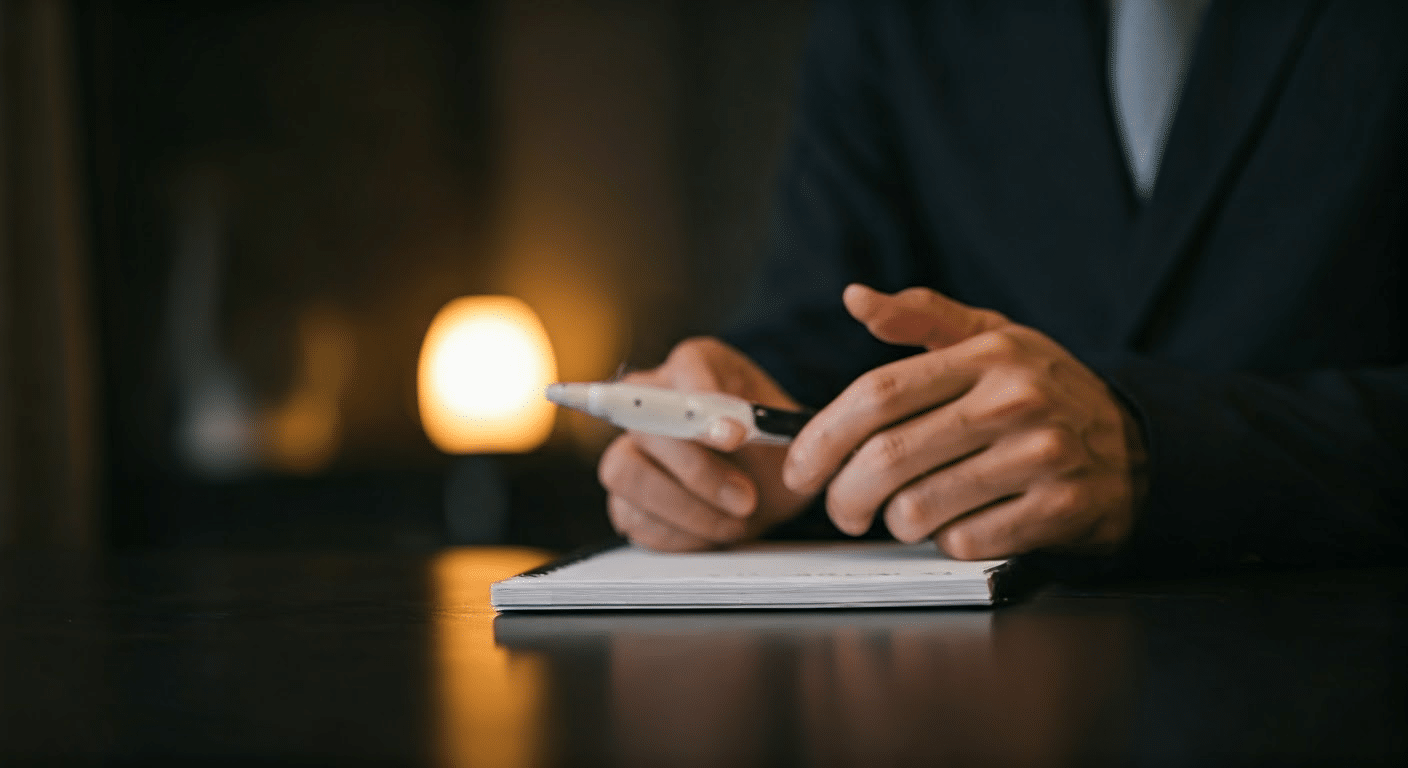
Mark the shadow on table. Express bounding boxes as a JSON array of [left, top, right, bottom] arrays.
[[493, 605, 1137, 766]]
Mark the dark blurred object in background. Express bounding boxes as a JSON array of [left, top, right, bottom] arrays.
[[26, 0, 811, 550], [0, 0, 101, 551]]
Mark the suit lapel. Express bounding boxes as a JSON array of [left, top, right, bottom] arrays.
[[1116, 0, 1323, 350]]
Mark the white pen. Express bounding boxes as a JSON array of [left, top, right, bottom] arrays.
[[545, 381, 813, 445]]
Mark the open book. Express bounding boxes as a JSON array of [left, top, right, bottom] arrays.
[[490, 540, 1014, 610]]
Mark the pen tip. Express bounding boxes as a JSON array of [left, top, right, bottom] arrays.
[[544, 382, 590, 411]]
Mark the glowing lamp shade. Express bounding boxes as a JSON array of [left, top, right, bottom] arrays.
[[418, 296, 558, 453]]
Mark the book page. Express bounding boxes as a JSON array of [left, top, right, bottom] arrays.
[[537, 541, 1005, 582]]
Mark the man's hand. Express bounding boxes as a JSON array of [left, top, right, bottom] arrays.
[[598, 338, 816, 551], [783, 284, 1145, 560]]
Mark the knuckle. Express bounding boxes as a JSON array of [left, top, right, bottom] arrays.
[[664, 337, 723, 385], [919, 348, 954, 383], [620, 368, 656, 386], [949, 404, 975, 436], [980, 309, 1011, 328], [973, 391, 1013, 425], [1011, 375, 1052, 411], [1028, 427, 1076, 470], [1044, 482, 1088, 517], [983, 377, 1050, 423], [857, 368, 903, 407], [669, 336, 709, 361], [681, 335, 726, 360], [976, 329, 1022, 363], [860, 429, 909, 474]]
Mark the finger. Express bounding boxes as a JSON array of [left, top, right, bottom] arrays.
[[843, 284, 1008, 350], [622, 352, 761, 453], [700, 416, 748, 453], [657, 337, 736, 393], [620, 368, 662, 386], [622, 347, 724, 393], [931, 481, 1094, 560], [879, 426, 1083, 542], [609, 496, 717, 552], [630, 431, 756, 518], [783, 350, 981, 494], [662, 337, 801, 409], [822, 404, 995, 536], [785, 328, 1059, 496], [599, 434, 753, 538]]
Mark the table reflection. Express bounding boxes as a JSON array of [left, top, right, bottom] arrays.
[[0, 548, 1399, 763], [432, 548, 553, 768], [493, 604, 1137, 765]]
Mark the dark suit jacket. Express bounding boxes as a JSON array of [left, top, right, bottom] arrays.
[[724, 0, 1408, 569]]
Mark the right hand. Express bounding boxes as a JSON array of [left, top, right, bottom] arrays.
[[598, 337, 816, 551]]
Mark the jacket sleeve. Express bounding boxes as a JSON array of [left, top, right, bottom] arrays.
[[721, 0, 924, 410], [1104, 361, 1408, 570], [728, 0, 1408, 569]]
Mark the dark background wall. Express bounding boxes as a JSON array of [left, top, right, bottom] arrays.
[[75, 0, 811, 549]]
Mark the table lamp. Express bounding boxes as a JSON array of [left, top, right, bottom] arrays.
[[418, 295, 558, 542]]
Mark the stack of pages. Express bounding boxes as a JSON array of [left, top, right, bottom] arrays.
[[491, 540, 1012, 611]]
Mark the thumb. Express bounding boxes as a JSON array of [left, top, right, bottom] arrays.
[[843, 284, 1008, 350]]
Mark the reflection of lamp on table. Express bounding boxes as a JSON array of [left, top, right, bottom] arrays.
[[418, 296, 557, 544]]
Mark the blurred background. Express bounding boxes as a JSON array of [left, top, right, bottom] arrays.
[[0, 0, 811, 552]]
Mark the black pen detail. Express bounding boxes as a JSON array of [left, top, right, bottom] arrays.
[[752, 405, 814, 439]]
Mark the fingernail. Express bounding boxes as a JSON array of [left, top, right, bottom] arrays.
[[718, 477, 753, 517]]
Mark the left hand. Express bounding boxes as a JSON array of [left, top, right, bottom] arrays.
[[782, 284, 1146, 560]]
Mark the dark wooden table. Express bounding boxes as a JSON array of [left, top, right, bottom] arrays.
[[1, 547, 1403, 765]]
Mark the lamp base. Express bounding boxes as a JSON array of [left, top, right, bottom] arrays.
[[443, 455, 510, 545]]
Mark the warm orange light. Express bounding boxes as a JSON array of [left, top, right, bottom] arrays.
[[418, 296, 557, 453], [432, 547, 553, 768]]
